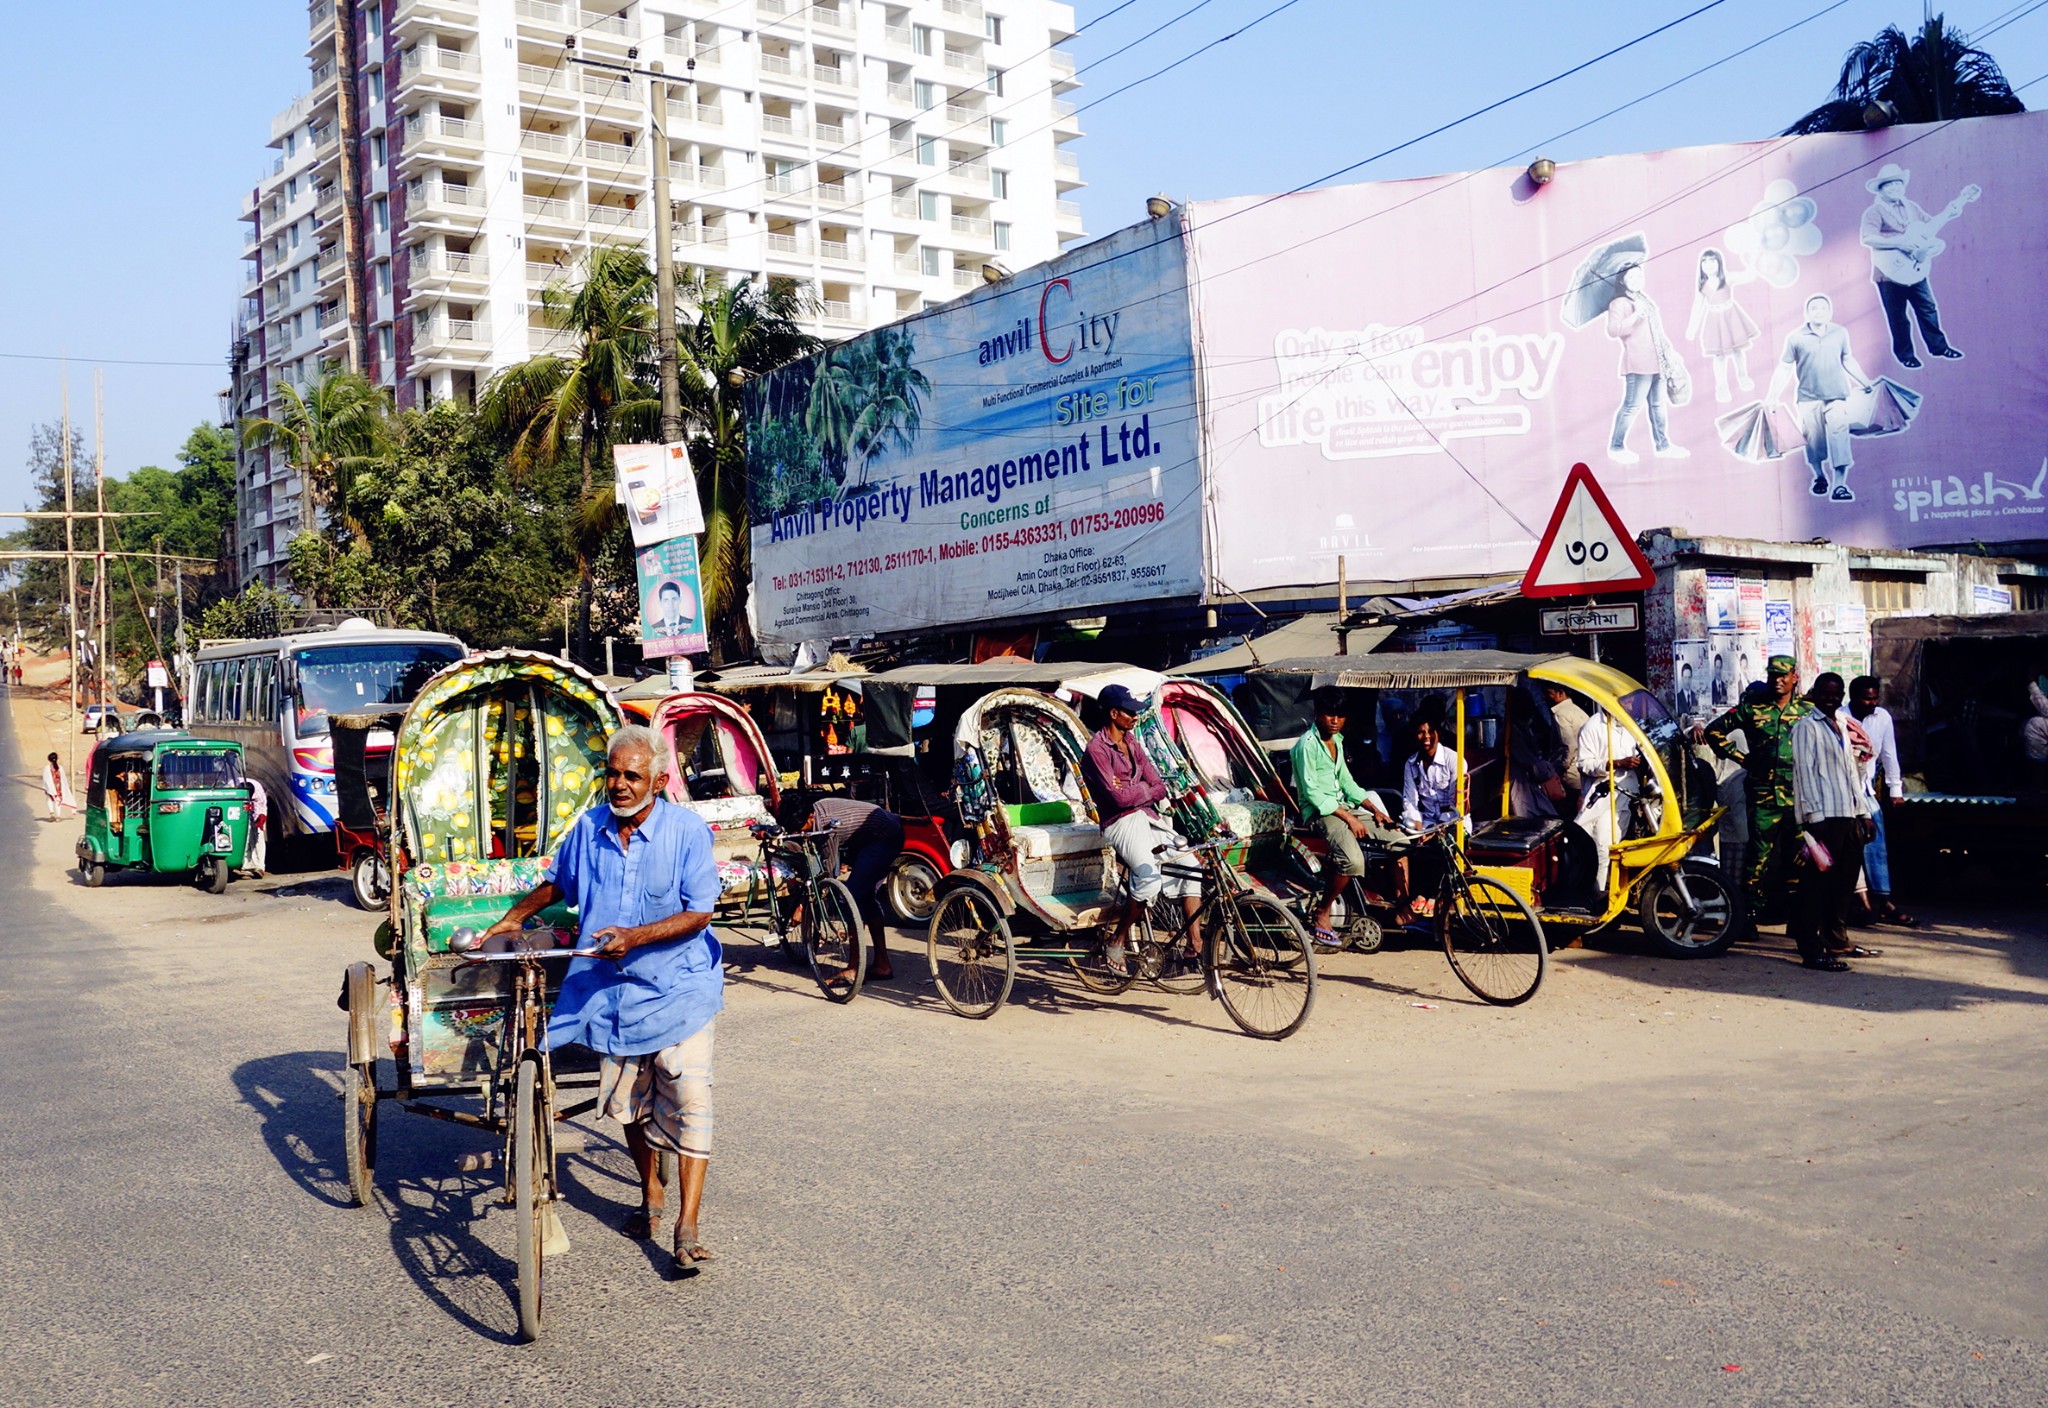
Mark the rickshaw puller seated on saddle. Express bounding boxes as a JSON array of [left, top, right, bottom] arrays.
[[482, 724, 722, 1276], [1291, 686, 1416, 941], [1081, 684, 1200, 978]]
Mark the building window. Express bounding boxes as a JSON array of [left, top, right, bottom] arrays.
[[921, 247, 941, 278], [989, 117, 1007, 146], [912, 25, 932, 55], [291, 267, 303, 293], [373, 196, 388, 232], [985, 14, 1003, 43], [376, 260, 391, 295], [994, 221, 1010, 251], [916, 135, 937, 166], [371, 132, 385, 167], [914, 79, 936, 110], [986, 66, 1004, 96], [918, 191, 939, 221], [285, 132, 296, 157], [368, 70, 384, 104], [378, 326, 394, 360], [287, 176, 299, 199], [990, 168, 1009, 199]]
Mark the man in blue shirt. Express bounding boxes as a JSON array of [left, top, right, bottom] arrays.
[[484, 723, 722, 1275]]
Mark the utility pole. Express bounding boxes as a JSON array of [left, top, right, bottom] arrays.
[[94, 369, 108, 708], [61, 362, 78, 772]]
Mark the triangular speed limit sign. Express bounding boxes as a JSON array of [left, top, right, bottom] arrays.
[[1520, 462, 1655, 599]]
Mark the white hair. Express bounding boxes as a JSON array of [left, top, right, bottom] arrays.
[[607, 723, 670, 775]]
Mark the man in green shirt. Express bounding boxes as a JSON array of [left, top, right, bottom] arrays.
[[1700, 655, 1815, 919], [1290, 687, 1405, 945]]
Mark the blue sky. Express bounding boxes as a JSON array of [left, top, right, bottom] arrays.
[[3, 0, 2044, 510]]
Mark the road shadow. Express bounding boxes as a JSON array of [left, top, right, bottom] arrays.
[[229, 1048, 362, 1212]]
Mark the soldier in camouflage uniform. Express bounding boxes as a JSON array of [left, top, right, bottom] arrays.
[[1701, 655, 1815, 918]]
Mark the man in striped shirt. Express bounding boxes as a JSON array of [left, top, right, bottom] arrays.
[[807, 795, 904, 982], [1789, 673, 1877, 971]]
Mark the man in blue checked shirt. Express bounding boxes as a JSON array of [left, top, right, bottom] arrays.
[[484, 723, 722, 1275]]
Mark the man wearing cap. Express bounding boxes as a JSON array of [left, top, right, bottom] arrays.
[[1081, 684, 1201, 976], [1859, 163, 1972, 369], [1702, 655, 1815, 920]]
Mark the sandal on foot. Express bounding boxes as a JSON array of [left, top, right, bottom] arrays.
[[672, 1233, 714, 1276], [1830, 945, 1883, 959], [1877, 906, 1921, 929], [1802, 956, 1851, 972], [1311, 926, 1343, 951], [621, 1205, 663, 1240], [1102, 943, 1130, 978]]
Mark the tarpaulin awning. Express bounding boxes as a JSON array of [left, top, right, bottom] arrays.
[[1252, 649, 1571, 689], [1182, 618, 1393, 674], [865, 657, 1138, 688]]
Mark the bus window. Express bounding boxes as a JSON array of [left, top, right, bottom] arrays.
[[291, 641, 464, 737]]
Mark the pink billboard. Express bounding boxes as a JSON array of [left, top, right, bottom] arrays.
[[1187, 113, 2048, 591]]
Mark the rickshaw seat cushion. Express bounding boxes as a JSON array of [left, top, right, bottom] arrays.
[[1212, 798, 1284, 838], [1004, 800, 1076, 827], [685, 794, 772, 828], [1009, 818, 1106, 861], [420, 894, 577, 953]]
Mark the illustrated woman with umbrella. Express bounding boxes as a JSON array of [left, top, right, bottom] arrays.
[[1685, 248, 1761, 404], [1562, 234, 1690, 465]]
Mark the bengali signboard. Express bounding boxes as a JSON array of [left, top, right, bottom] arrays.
[[1189, 112, 2048, 590], [637, 536, 706, 659], [745, 219, 1203, 645]]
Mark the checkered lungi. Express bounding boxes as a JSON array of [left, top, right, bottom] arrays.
[[597, 1020, 714, 1159]]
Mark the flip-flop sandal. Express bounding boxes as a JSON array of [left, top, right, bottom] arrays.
[[1830, 945, 1884, 958], [622, 1205, 663, 1240], [1878, 907, 1922, 928], [1311, 926, 1343, 950], [672, 1236, 714, 1276]]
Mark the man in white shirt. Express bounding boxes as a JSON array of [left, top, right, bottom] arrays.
[[1572, 709, 1659, 890], [1844, 675, 1914, 927], [1790, 673, 1877, 971], [1399, 714, 1459, 832]]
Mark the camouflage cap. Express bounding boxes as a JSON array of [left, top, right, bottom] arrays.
[[1765, 654, 1797, 678]]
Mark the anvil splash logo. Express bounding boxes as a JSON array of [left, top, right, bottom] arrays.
[[1892, 462, 2048, 523]]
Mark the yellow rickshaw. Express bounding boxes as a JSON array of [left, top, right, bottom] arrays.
[[1250, 650, 1741, 959]]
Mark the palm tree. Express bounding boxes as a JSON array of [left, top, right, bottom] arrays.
[[1783, 14, 2025, 135], [478, 245, 659, 662], [241, 371, 392, 579], [847, 326, 929, 484], [675, 275, 820, 662]]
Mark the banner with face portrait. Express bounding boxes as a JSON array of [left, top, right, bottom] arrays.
[[637, 535, 707, 659]]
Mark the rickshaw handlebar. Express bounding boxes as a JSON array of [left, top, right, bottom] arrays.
[[458, 947, 606, 963]]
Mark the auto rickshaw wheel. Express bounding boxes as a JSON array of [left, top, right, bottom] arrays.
[[1636, 858, 1745, 959], [200, 856, 230, 894], [350, 851, 389, 912], [83, 861, 105, 888], [884, 853, 941, 925], [926, 887, 1015, 1018]]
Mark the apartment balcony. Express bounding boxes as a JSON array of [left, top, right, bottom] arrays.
[[414, 248, 489, 287], [527, 259, 574, 289], [818, 237, 862, 265], [882, 23, 913, 51], [408, 179, 485, 226], [755, 0, 802, 20], [517, 63, 579, 113], [814, 118, 851, 144], [399, 44, 483, 91], [1056, 200, 1085, 235], [308, 0, 334, 43], [890, 194, 920, 219], [394, 0, 480, 42], [884, 80, 914, 106], [893, 251, 920, 274], [311, 122, 338, 152], [413, 315, 491, 356], [673, 226, 732, 258], [765, 230, 811, 259], [406, 112, 483, 151], [1049, 50, 1077, 83], [318, 302, 347, 330], [821, 297, 860, 325], [944, 105, 989, 143], [314, 184, 342, 220], [669, 162, 728, 192], [664, 37, 719, 69], [668, 99, 725, 131], [1054, 149, 1083, 187], [1052, 97, 1083, 135], [528, 322, 577, 355], [518, 130, 576, 170], [941, 50, 982, 76], [950, 213, 991, 238], [580, 69, 637, 111], [578, 7, 631, 37], [512, 0, 569, 28], [310, 58, 338, 98], [522, 192, 581, 232], [942, 158, 991, 194], [584, 136, 642, 169], [585, 204, 650, 238], [813, 63, 855, 90], [936, 0, 985, 30], [759, 51, 799, 81], [812, 4, 854, 35], [951, 267, 979, 289], [762, 112, 806, 141], [814, 177, 860, 206], [315, 245, 347, 289]]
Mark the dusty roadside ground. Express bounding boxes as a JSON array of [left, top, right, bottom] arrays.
[[8, 684, 2045, 1400]]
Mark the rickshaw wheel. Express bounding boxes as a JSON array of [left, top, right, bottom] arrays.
[[1067, 924, 1137, 995], [1209, 893, 1317, 1040], [1636, 858, 1745, 959], [350, 852, 389, 912], [1440, 876, 1548, 1006], [806, 877, 868, 1004], [1144, 894, 1207, 994], [513, 1057, 545, 1343], [884, 854, 941, 925], [927, 887, 1015, 1018], [343, 1065, 377, 1207], [1326, 891, 1386, 954]]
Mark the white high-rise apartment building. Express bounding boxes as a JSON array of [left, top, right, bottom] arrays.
[[232, 0, 1086, 586]]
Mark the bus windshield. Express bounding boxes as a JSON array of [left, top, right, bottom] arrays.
[[293, 643, 463, 737], [157, 750, 244, 790]]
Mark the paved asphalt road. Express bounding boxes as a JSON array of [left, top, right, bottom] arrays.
[[2, 712, 2044, 1406]]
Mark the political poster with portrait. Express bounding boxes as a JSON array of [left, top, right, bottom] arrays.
[[1671, 639, 1709, 720], [637, 536, 707, 659], [615, 442, 706, 548]]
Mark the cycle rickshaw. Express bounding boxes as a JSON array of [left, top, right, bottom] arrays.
[[336, 649, 622, 1342], [1248, 650, 1740, 972], [923, 686, 1317, 1039]]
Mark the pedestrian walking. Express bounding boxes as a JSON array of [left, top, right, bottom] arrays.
[[42, 752, 76, 822], [482, 724, 722, 1275], [242, 775, 269, 878], [1789, 673, 1877, 971], [1701, 657, 1815, 920], [1843, 675, 1915, 928]]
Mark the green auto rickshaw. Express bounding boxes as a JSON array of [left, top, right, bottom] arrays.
[[76, 731, 251, 893]]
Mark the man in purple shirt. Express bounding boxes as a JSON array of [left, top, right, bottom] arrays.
[[1080, 684, 1200, 976]]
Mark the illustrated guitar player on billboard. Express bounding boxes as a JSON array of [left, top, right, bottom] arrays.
[[1859, 163, 1980, 368]]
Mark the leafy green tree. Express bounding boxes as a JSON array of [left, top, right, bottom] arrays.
[[478, 245, 660, 663], [1783, 15, 2025, 134], [675, 275, 820, 661], [240, 372, 393, 590], [198, 582, 299, 640]]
